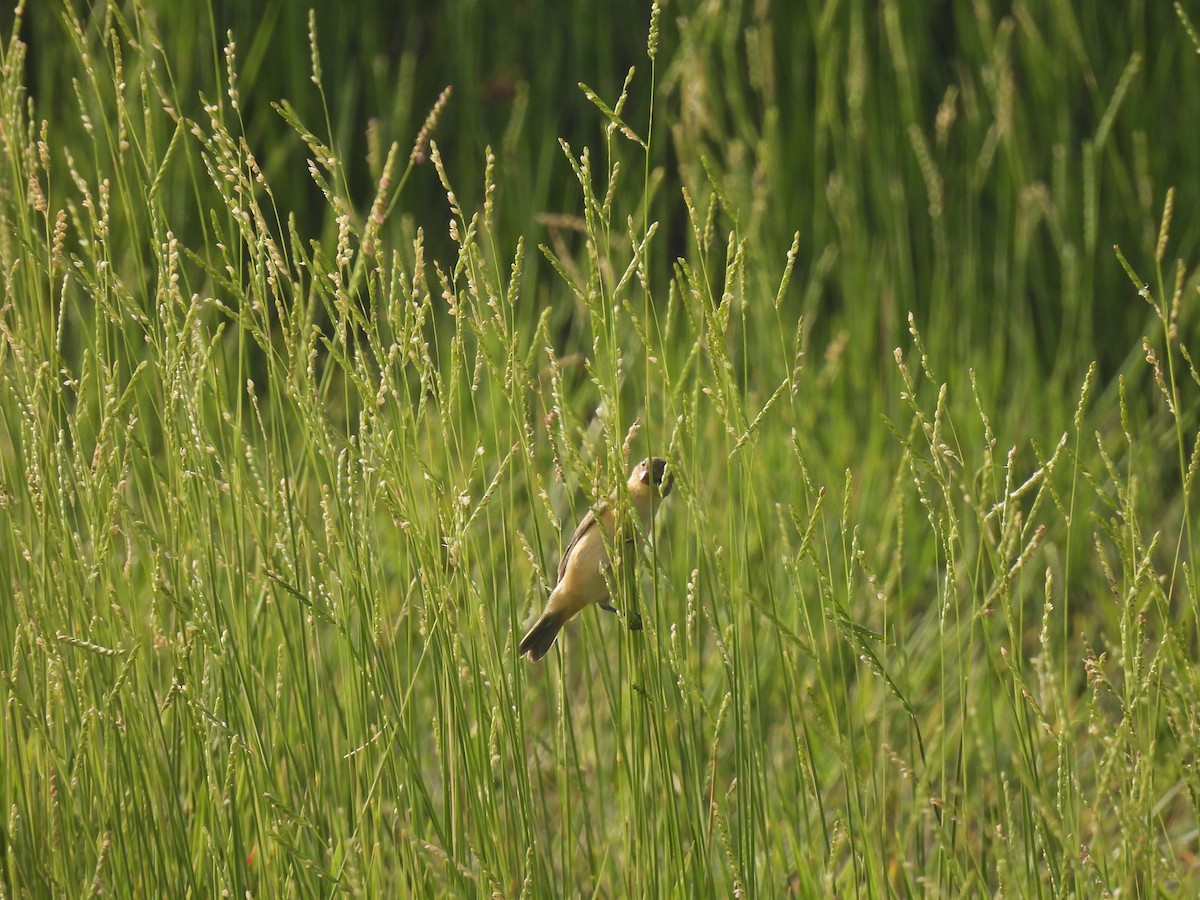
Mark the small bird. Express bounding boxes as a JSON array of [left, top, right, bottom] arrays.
[[520, 457, 674, 661]]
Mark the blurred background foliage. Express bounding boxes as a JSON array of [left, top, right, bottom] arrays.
[[15, 0, 1199, 401]]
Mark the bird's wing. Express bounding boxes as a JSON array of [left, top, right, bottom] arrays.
[[557, 503, 605, 581]]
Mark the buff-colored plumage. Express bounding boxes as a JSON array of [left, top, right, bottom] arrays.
[[520, 457, 673, 661]]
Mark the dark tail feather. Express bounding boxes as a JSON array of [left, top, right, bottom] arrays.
[[520, 610, 566, 661]]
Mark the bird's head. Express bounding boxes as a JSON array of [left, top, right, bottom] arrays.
[[631, 456, 674, 498]]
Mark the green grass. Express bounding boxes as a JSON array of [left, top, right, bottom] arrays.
[[3, 0, 1200, 895]]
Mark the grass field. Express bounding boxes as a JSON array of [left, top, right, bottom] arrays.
[[3, 0, 1200, 895]]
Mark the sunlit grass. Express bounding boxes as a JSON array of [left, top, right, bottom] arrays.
[[2, 1, 1199, 895]]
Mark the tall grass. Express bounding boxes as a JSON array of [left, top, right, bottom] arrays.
[[2, 0, 1199, 895]]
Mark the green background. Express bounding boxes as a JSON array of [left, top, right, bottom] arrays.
[[2, 0, 1200, 895]]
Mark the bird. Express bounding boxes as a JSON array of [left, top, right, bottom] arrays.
[[520, 457, 674, 661]]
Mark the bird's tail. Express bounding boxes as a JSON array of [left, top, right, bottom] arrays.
[[519, 609, 567, 661]]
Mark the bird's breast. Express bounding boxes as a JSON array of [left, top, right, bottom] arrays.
[[554, 527, 614, 612]]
